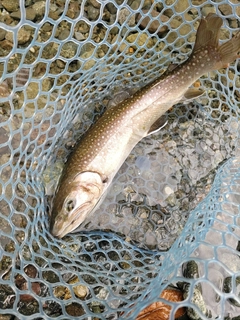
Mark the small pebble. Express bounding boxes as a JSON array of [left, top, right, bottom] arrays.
[[32, 1, 46, 17], [74, 31, 85, 41], [219, 3, 233, 16], [17, 28, 31, 45], [58, 29, 70, 40], [10, 7, 36, 20], [140, 11, 168, 34], [118, 8, 135, 26], [201, 5, 216, 16], [0, 28, 7, 41], [87, 5, 100, 21], [2, 0, 19, 12]]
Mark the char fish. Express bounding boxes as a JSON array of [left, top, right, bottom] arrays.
[[50, 14, 240, 238]]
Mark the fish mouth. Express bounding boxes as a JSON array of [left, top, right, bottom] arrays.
[[51, 202, 92, 239]]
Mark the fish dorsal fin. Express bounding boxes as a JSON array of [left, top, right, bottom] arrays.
[[147, 115, 168, 135], [183, 88, 205, 100]]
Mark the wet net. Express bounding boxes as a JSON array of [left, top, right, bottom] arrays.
[[0, 0, 240, 319]]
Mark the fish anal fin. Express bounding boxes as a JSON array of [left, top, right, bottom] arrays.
[[183, 88, 205, 100], [147, 115, 168, 135]]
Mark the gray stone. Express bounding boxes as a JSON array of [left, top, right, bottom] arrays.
[[87, 5, 100, 21], [118, 8, 135, 27]]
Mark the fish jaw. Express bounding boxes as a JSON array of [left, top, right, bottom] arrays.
[[50, 171, 106, 238]]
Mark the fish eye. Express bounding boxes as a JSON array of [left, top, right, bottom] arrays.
[[65, 199, 75, 213]]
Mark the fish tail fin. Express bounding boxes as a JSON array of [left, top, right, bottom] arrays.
[[218, 31, 240, 67], [192, 13, 240, 70], [193, 13, 223, 52]]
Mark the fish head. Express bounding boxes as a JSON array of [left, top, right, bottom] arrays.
[[50, 171, 105, 238]]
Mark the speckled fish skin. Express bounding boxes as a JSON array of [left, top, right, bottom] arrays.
[[50, 13, 240, 238]]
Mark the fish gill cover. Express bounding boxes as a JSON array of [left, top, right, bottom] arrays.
[[0, 0, 239, 319]]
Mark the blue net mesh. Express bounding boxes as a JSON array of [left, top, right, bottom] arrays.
[[0, 0, 240, 319]]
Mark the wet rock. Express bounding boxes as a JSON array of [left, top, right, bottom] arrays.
[[181, 261, 212, 319], [186, 286, 208, 319], [223, 276, 240, 307]]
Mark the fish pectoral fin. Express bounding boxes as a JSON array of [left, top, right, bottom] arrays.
[[147, 115, 168, 135], [183, 88, 205, 100], [107, 87, 139, 108], [74, 171, 104, 193], [166, 63, 179, 72]]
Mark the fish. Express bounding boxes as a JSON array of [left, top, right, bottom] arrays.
[[50, 13, 240, 238]]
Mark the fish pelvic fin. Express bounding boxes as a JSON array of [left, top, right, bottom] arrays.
[[192, 13, 240, 70], [147, 115, 168, 135]]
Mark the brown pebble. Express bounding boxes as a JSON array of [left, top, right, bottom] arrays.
[[66, 302, 85, 316], [20, 282, 41, 302], [10, 7, 36, 21], [0, 81, 10, 97], [18, 28, 31, 45], [193, 81, 201, 88], [136, 288, 185, 320], [0, 40, 13, 50], [2, 0, 19, 12], [24, 264, 38, 278], [219, 3, 233, 16], [0, 28, 7, 41], [137, 10, 169, 34]]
